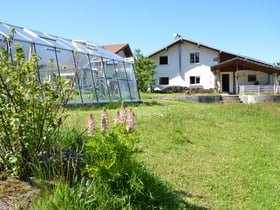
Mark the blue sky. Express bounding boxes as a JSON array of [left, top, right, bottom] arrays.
[[1, 0, 279, 63]]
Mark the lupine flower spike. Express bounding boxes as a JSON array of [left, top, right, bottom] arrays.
[[101, 107, 109, 132], [88, 113, 95, 136], [126, 108, 136, 131], [114, 109, 120, 126], [119, 101, 127, 124]]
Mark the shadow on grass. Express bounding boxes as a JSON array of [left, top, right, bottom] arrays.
[[114, 161, 208, 210], [141, 100, 164, 106], [31, 155, 208, 209]]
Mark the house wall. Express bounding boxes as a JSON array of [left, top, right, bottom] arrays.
[[237, 70, 269, 85], [150, 42, 219, 89], [117, 51, 126, 58], [151, 46, 184, 86]]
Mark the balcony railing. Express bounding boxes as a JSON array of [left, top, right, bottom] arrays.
[[239, 85, 279, 95]]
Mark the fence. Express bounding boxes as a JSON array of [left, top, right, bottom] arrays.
[[239, 85, 279, 95]]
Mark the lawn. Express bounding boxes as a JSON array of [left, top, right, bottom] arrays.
[[65, 97, 280, 209]]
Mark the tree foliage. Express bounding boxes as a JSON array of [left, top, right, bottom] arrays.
[[133, 49, 157, 92], [276, 62, 280, 84]]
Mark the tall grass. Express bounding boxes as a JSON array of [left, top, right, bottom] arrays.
[[135, 100, 280, 209]]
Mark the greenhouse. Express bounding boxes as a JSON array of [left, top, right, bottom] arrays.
[[0, 22, 140, 104]]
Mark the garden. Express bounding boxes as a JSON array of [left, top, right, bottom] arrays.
[[1, 46, 280, 209]]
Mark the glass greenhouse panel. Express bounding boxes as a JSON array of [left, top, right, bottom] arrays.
[[88, 55, 99, 102], [75, 53, 96, 103], [116, 62, 132, 100], [93, 59, 110, 102], [128, 81, 140, 101], [118, 80, 131, 101], [35, 44, 59, 82], [103, 59, 122, 102], [125, 62, 140, 101], [56, 49, 81, 103], [0, 24, 32, 43], [9, 40, 34, 61], [124, 62, 135, 81], [0, 23, 12, 37], [0, 35, 7, 50]]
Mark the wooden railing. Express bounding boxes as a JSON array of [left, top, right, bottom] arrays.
[[239, 85, 279, 95]]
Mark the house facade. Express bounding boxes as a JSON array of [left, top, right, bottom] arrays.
[[148, 38, 280, 94]]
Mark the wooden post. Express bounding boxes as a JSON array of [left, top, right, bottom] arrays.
[[235, 59, 239, 94]]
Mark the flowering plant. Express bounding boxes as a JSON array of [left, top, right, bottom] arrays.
[[84, 102, 139, 183]]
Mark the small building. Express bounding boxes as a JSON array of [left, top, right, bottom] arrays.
[[148, 38, 280, 94], [0, 22, 140, 104]]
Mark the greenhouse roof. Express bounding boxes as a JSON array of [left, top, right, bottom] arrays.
[[0, 22, 125, 62]]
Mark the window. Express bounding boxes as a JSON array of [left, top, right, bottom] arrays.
[[190, 76, 200, 84], [159, 56, 168, 65], [190, 52, 199, 64], [248, 75, 256, 82], [159, 77, 169, 85]]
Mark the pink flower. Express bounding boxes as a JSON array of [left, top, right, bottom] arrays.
[[119, 102, 127, 124], [114, 110, 121, 126], [101, 107, 109, 132], [126, 108, 136, 131], [88, 113, 95, 136]]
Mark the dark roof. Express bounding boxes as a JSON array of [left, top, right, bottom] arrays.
[[211, 57, 280, 73], [101, 43, 133, 57]]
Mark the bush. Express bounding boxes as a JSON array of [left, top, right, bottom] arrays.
[[0, 43, 73, 177]]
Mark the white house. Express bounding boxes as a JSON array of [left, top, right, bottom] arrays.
[[148, 38, 280, 94]]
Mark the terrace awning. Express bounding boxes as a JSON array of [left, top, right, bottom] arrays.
[[211, 57, 280, 73]]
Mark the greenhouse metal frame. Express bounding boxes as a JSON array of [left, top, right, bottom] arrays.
[[0, 22, 141, 104]]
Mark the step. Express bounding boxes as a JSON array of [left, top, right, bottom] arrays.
[[221, 95, 242, 104]]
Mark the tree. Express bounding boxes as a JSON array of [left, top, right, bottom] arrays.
[[276, 63, 280, 84], [133, 49, 157, 92]]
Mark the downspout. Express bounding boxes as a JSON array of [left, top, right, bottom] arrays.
[[178, 38, 182, 78]]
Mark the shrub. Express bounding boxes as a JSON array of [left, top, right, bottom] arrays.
[[0, 42, 73, 177]]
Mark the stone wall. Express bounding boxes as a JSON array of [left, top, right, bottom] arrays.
[[239, 95, 280, 104], [151, 95, 222, 103]]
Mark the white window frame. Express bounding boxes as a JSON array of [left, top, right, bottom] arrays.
[[190, 52, 199, 64], [159, 56, 168, 65], [159, 77, 169, 85], [190, 76, 200, 85]]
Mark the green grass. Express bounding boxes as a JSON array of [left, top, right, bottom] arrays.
[[63, 98, 280, 209]]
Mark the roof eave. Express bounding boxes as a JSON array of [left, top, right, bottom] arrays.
[[211, 57, 280, 73], [147, 38, 221, 58]]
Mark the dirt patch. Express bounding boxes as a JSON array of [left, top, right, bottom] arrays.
[[0, 177, 39, 210]]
